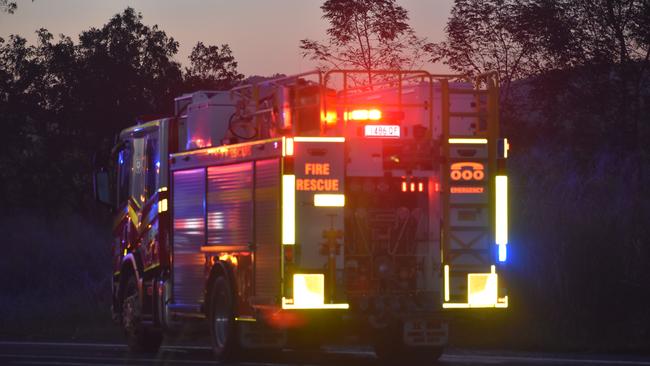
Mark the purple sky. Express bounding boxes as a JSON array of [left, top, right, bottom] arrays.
[[0, 0, 453, 76]]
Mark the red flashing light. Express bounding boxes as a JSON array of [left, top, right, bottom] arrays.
[[347, 109, 382, 121], [401, 182, 407, 192], [418, 182, 424, 192]]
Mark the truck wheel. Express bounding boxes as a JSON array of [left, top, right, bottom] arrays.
[[122, 275, 163, 353], [208, 275, 239, 361]]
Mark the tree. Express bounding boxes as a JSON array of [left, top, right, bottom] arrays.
[[430, 0, 555, 106], [300, 0, 432, 84], [0, 0, 17, 13], [0, 7, 245, 214], [183, 42, 244, 91], [432, 0, 650, 151]]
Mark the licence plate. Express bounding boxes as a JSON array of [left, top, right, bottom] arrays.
[[364, 124, 401, 138]]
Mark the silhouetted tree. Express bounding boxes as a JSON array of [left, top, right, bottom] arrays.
[[432, 0, 650, 151], [430, 0, 552, 106], [0, 7, 244, 214], [183, 42, 243, 91], [300, 0, 432, 84], [0, 0, 17, 13]]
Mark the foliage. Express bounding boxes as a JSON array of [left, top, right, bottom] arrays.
[[0, 0, 17, 13], [300, 0, 432, 84], [430, 0, 544, 100], [433, 0, 650, 152], [184, 42, 244, 91], [0, 8, 243, 215]]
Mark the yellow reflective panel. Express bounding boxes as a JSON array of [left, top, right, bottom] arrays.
[[158, 198, 168, 213], [234, 317, 257, 322], [282, 175, 296, 245], [468, 273, 498, 307], [314, 194, 345, 207], [293, 273, 325, 307], [281, 274, 350, 310], [448, 138, 488, 144], [444, 265, 450, 302], [284, 137, 294, 157], [496, 175, 508, 246], [294, 136, 345, 143], [443, 268, 509, 309], [442, 303, 470, 309]]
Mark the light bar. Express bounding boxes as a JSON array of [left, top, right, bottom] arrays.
[[444, 265, 450, 301], [282, 274, 349, 310], [348, 109, 382, 121], [282, 175, 295, 245], [314, 194, 345, 207], [496, 175, 508, 262], [448, 138, 488, 144], [293, 136, 345, 143]]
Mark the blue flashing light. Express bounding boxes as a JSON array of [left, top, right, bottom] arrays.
[[155, 161, 160, 168], [498, 244, 507, 262], [118, 151, 124, 165]]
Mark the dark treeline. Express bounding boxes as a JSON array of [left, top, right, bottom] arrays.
[[436, 0, 650, 350], [0, 8, 242, 215]]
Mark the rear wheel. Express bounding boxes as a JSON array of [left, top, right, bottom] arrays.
[[208, 275, 239, 361], [122, 275, 163, 353]]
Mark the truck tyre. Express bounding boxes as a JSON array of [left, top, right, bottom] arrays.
[[122, 275, 163, 353], [208, 275, 239, 361]]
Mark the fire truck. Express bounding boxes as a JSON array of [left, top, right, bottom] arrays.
[[94, 69, 509, 362]]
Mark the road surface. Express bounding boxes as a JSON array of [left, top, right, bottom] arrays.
[[1, 341, 650, 365]]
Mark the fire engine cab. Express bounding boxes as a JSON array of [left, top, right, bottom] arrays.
[[94, 69, 509, 362]]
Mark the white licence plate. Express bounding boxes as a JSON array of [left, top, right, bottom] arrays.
[[364, 124, 401, 138]]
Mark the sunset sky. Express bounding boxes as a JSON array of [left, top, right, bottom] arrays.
[[0, 0, 453, 76]]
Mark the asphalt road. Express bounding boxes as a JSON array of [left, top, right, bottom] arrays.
[[2, 341, 650, 366]]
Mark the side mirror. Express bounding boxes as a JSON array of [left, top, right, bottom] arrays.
[[93, 169, 113, 208]]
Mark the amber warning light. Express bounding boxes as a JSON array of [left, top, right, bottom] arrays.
[[364, 124, 400, 138]]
